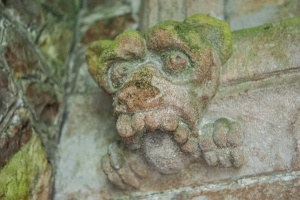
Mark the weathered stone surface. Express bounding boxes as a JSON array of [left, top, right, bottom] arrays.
[[0, 68, 16, 123], [81, 14, 135, 44], [226, 0, 300, 30], [86, 14, 244, 191], [186, 0, 224, 20], [0, 1, 75, 199], [219, 16, 300, 95], [1, 0, 43, 30], [139, 0, 225, 33], [4, 26, 45, 78], [0, 109, 32, 169], [0, 108, 52, 200], [24, 81, 60, 126], [54, 93, 117, 199], [131, 171, 300, 200], [84, 11, 300, 199], [4, 0, 290, 199]]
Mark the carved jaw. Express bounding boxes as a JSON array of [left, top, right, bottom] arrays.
[[116, 108, 192, 145], [111, 55, 214, 174], [86, 14, 235, 178], [115, 108, 200, 174]]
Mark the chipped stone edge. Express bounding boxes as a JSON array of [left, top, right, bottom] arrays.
[[125, 170, 300, 199]]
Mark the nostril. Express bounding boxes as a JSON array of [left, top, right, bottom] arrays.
[[117, 82, 161, 112], [134, 81, 143, 89], [114, 103, 128, 113]]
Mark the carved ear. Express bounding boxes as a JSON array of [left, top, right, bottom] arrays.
[[86, 31, 146, 94], [86, 39, 114, 93], [184, 14, 232, 64]]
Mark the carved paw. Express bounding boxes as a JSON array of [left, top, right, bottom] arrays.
[[199, 118, 244, 168], [101, 141, 150, 190]]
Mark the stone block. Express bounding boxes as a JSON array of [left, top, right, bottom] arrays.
[[226, 0, 300, 30]]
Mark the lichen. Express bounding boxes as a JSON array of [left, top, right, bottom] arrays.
[[0, 132, 51, 200], [231, 16, 300, 74]]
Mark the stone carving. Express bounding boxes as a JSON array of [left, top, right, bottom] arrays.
[[86, 14, 244, 189]]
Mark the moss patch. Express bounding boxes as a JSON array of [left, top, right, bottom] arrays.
[[0, 132, 51, 200]]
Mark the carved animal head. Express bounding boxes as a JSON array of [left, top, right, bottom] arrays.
[[87, 14, 232, 174]]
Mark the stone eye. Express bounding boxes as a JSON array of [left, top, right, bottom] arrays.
[[109, 62, 131, 88], [162, 51, 190, 73]]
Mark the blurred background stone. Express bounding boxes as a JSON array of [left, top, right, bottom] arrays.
[[0, 0, 299, 199]]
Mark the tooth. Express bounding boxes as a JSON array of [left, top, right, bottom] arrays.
[[213, 120, 228, 148], [145, 112, 159, 131], [180, 140, 195, 153], [227, 122, 243, 147], [114, 103, 127, 113], [217, 148, 232, 167], [174, 122, 190, 144], [199, 123, 216, 151], [132, 113, 145, 132], [116, 114, 134, 137], [161, 111, 178, 131]]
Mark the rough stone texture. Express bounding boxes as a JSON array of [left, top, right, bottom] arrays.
[[85, 9, 300, 199], [139, 0, 225, 32], [0, 108, 32, 169], [0, 0, 72, 158], [0, 107, 52, 199], [54, 93, 117, 200], [84, 14, 300, 200], [55, 1, 300, 199], [226, 0, 300, 30], [53, 1, 140, 198], [130, 171, 300, 199], [0, 0, 78, 199], [219, 17, 300, 96], [186, 0, 224, 20], [1, 0, 298, 199], [86, 15, 244, 190], [81, 14, 135, 45], [139, 0, 300, 32]]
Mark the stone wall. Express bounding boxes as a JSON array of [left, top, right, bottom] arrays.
[[139, 0, 300, 31], [0, 0, 299, 199]]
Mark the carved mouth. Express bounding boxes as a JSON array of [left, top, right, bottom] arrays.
[[142, 130, 187, 174], [115, 108, 202, 174], [116, 109, 191, 147]]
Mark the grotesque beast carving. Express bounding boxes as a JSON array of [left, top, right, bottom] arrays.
[[86, 14, 244, 190]]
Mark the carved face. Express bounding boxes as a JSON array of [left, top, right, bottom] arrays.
[[87, 14, 232, 174]]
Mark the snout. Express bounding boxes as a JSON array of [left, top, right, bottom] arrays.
[[116, 66, 161, 113]]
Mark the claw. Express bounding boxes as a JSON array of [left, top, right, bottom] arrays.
[[203, 151, 218, 166], [101, 155, 127, 189], [174, 122, 190, 144], [199, 123, 216, 151], [200, 118, 244, 168], [128, 154, 150, 178], [116, 114, 135, 137], [102, 142, 148, 190], [118, 165, 141, 189], [108, 142, 125, 170], [227, 122, 243, 147], [231, 147, 244, 167], [213, 118, 229, 148], [217, 148, 232, 167]]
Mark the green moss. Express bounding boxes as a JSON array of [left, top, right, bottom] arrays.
[[233, 16, 300, 39], [185, 14, 233, 64], [0, 132, 50, 200], [146, 14, 232, 64], [115, 30, 143, 41], [86, 39, 115, 87], [232, 16, 300, 71], [39, 25, 73, 77]]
